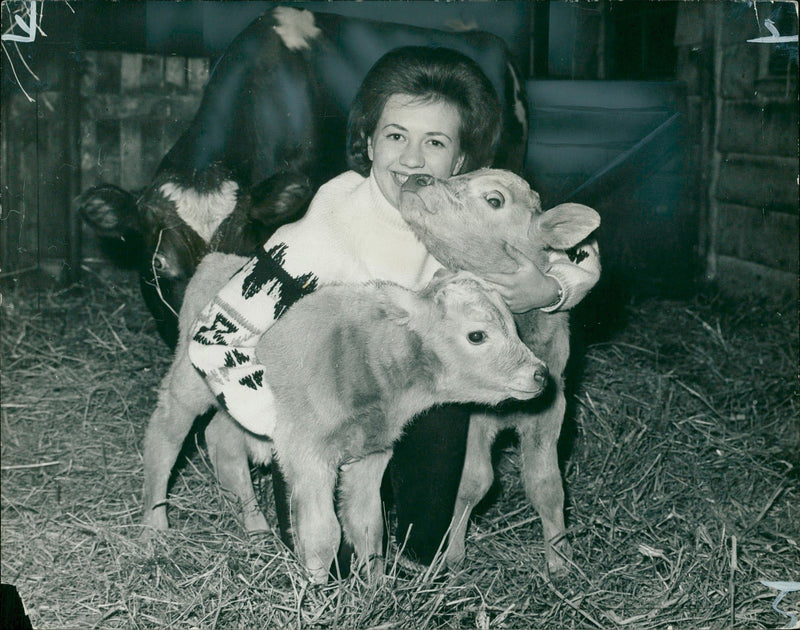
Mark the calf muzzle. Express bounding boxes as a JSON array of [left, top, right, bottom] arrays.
[[402, 174, 434, 193]]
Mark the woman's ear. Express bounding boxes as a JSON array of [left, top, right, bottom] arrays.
[[452, 154, 465, 175], [367, 135, 374, 162]]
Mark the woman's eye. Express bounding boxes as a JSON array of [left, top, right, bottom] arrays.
[[468, 331, 487, 344], [387, 133, 404, 141], [485, 192, 505, 209]]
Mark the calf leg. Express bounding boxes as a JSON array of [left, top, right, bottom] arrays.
[[142, 357, 214, 530], [518, 390, 571, 578], [204, 411, 270, 534], [445, 414, 497, 569], [338, 450, 393, 579], [284, 460, 340, 584]]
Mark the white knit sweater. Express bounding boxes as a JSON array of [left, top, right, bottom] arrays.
[[188, 170, 599, 436]]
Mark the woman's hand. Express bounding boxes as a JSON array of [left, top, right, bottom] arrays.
[[482, 243, 561, 313]]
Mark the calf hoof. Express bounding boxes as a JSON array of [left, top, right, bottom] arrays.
[[142, 509, 169, 533], [444, 550, 466, 572], [546, 540, 572, 580], [243, 510, 269, 535], [307, 567, 330, 585], [355, 554, 385, 582]]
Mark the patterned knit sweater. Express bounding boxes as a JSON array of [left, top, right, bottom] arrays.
[[188, 170, 600, 437]]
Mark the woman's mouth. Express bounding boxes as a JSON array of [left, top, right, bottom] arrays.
[[392, 172, 410, 187]]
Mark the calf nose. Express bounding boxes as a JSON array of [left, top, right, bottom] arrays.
[[402, 174, 434, 192], [533, 365, 548, 387]]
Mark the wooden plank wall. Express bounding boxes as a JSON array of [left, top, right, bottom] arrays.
[[2, 54, 73, 279], [675, 2, 798, 299], [79, 52, 208, 206], [1, 50, 209, 279]]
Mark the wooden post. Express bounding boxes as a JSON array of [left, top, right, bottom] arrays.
[[65, 52, 83, 283], [598, 0, 608, 80], [531, 2, 550, 78], [705, 3, 725, 282]]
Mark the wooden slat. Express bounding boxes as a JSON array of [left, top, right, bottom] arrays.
[[120, 53, 143, 91], [119, 119, 143, 191], [187, 58, 210, 91], [716, 154, 798, 213], [83, 94, 202, 121], [527, 80, 685, 111], [165, 56, 187, 89], [140, 55, 165, 90], [718, 101, 799, 158], [716, 203, 799, 272], [530, 110, 672, 147]]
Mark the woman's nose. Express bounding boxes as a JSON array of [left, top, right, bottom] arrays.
[[399, 142, 424, 168]]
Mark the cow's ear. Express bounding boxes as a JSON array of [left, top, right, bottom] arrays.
[[377, 284, 414, 325], [530, 203, 600, 249], [76, 184, 140, 239]]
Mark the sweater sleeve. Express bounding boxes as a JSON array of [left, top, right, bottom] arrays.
[[540, 238, 601, 313], [188, 242, 318, 436]]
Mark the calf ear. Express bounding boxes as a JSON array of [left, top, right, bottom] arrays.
[[531, 203, 601, 249], [377, 284, 416, 326]]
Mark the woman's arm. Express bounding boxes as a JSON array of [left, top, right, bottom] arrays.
[[481, 239, 600, 313]]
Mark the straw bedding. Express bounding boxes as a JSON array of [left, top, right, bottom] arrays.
[[1, 265, 797, 629]]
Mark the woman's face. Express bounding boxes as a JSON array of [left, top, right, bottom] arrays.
[[368, 94, 465, 208]]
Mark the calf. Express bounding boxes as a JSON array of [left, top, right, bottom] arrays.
[[399, 168, 600, 578], [77, 6, 529, 348], [143, 253, 547, 583]]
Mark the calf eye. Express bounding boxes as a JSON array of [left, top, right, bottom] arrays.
[[468, 330, 487, 344], [485, 192, 505, 209]]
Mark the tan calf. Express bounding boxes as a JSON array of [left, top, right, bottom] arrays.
[[400, 168, 600, 577], [142, 253, 547, 583]]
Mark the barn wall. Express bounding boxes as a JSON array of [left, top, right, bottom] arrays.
[[78, 52, 210, 263], [675, 2, 798, 299], [1, 48, 210, 279], [1, 52, 76, 278]]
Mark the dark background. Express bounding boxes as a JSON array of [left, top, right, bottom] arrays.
[[1, 1, 797, 302]]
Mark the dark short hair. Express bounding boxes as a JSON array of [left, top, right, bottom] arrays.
[[346, 46, 502, 177]]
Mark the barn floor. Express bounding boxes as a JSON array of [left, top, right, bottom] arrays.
[[1, 264, 798, 629]]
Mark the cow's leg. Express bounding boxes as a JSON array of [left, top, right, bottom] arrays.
[[142, 357, 213, 531], [445, 414, 497, 569], [284, 460, 340, 584], [204, 411, 270, 534], [388, 403, 471, 564], [338, 450, 393, 580], [518, 389, 571, 578]]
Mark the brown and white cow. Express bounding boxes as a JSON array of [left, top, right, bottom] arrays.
[[399, 168, 600, 578], [77, 7, 529, 349], [143, 254, 546, 583]]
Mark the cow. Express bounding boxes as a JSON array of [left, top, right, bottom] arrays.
[[398, 168, 601, 578], [142, 253, 547, 584], [77, 6, 529, 349]]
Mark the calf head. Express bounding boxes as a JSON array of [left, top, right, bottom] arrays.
[[400, 270, 548, 405], [399, 168, 600, 274]]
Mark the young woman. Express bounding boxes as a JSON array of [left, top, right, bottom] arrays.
[[189, 46, 600, 564]]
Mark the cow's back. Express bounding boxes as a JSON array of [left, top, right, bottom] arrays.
[[159, 8, 528, 188]]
